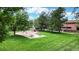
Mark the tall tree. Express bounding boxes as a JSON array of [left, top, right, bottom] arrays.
[[50, 7, 67, 32], [0, 7, 23, 42], [10, 10, 29, 36], [35, 12, 48, 31]]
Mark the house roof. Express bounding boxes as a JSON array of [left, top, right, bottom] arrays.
[[65, 20, 79, 24]]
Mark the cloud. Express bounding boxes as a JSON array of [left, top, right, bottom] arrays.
[[29, 15, 39, 20], [27, 7, 56, 14], [29, 16, 34, 20], [65, 12, 75, 20], [25, 7, 76, 20], [65, 12, 71, 17], [26, 7, 56, 20], [27, 7, 49, 14]]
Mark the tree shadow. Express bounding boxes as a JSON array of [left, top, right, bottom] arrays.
[[42, 31, 73, 35], [8, 35, 30, 40]]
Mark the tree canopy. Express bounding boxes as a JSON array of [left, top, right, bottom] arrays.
[[34, 7, 67, 32], [0, 7, 29, 42], [50, 7, 67, 32], [34, 11, 49, 31], [10, 10, 29, 36]]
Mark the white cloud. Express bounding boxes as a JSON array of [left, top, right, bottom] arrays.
[[65, 12, 71, 17], [27, 7, 48, 14], [25, 7, 48, 20], [25, 7, 56, 20], [65, 12, 75, 20], [27, 7, 56, 14], [29, 15, 39, 20], [29, 16, 34, 20], [25, 8, 76, 20]]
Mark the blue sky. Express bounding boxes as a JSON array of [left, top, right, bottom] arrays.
[[26, 7, 79, 20]]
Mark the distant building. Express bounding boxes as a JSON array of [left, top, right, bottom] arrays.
[[61, 20, 79, 32]]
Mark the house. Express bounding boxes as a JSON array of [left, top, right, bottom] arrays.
[[61, 20, 79, 32]]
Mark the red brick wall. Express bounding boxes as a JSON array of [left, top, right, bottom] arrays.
[[62, 23, 77, 31]]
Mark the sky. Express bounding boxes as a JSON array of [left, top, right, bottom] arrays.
[[25, 7, 79, 20]]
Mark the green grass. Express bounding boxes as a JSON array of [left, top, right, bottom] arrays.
[[0, 32, 79, 51]]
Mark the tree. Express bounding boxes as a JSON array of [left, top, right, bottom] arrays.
[[10, 10, 29, 36], [50, 7, 67, 32], [35, 12, 48, 31], [0, 7, 23, 42], [28, 20, 33, 28]]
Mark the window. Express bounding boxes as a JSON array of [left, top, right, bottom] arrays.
[[62, 27, 71, 28]]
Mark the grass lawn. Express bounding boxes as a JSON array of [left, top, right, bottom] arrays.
[[0, 32, 79, 51]]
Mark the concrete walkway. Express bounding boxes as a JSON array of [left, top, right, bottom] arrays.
[[16, 31, 46, 39]]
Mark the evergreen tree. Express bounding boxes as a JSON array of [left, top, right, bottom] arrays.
[[50, 7, 67, 32]]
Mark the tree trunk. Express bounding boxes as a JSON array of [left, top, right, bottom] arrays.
[[40, 27, 42, 31], [58, 27, 61, 33], [59, 30, 60, 32], [13, 26, 16, 36], [14, 30, 16, 36]]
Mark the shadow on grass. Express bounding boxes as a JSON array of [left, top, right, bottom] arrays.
[[41, 31, 74, 35], [7, 35, 30, 41], [41, 31, 61, 34]]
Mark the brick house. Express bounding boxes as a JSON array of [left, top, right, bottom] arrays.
[[61, 20, 79, 32]]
